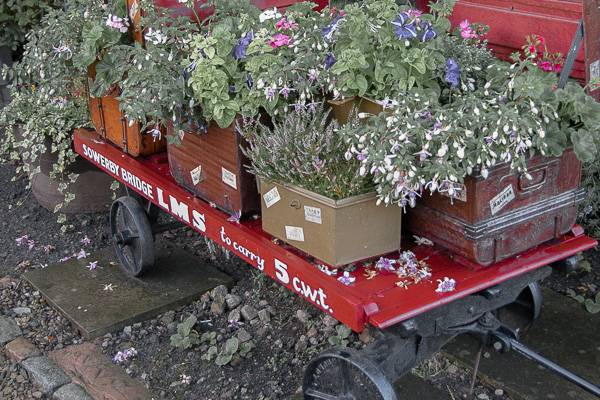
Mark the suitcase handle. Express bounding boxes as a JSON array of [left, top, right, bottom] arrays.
[[518, 165, 547, 192]]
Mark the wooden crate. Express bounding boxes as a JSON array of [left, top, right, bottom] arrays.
[[87, 64, 166, 157], [166, 120, 261, 217]]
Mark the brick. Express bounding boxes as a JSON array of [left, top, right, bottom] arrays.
[[21, 356, 71, 395], [52, 382, 93, 400], [49, 342, 153, 400], [5, 337, 42, 362]]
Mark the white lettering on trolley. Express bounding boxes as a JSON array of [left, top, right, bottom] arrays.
[[273, 258, 332, 313], [81, 144, 120, 177], [154, 187, 206, 232], [220, 226, 265, 271]]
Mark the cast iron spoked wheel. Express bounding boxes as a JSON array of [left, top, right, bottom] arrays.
[[303, 347, 398, 400], [125, 186, 160, 226], [110, 196, 155, 277], [494, 281, 543, 335]]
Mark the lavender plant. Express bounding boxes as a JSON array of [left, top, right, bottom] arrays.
[[240, 104, 374, 200]]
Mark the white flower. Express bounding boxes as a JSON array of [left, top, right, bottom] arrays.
[[259, 7, 281, 23]]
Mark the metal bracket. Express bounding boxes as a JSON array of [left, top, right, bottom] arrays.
[[558, 18, 584, 89]]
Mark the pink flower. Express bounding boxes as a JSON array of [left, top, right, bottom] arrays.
[[529, 46, 536, 54], [536, 35, 545, 45], [540, 61, 552, 71], [459, 19, 470, 30], [269, 34, 291, 49], [553, 63, 562, 73]]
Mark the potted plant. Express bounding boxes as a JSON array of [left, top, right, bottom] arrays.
[[0, 0, 119, 224], [169, 0, 331, 217], [240, 103, 402, 267], [73, 0, 169, 157], [321, 0, 460, 125], [338, 26, 600, 266]]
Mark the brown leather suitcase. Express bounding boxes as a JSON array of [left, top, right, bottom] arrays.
[[404, 147, 584, 268]]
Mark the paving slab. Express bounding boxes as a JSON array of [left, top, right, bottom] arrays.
[[443, 287, 600, 400], [23, 238, 234, 339], [49, 342, 152, 400]]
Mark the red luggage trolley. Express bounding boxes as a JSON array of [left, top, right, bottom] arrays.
[[74, 128, 600, 399], [73, 0, 600, 398]]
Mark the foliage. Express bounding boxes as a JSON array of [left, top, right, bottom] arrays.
[[322, 0, 455, 101], [578, 160, 600, 240], [338, 37, 600, 208], [200, 331, 217, 345], [0, 0, 93, 223], [240, 103, 373, 199], [73, 0, 132, 97], [566, 289, 600, 314], [116, 0, 205, 143], [202, 337, 252, 366], [0, 0, 65, 50], [170, 315, 200, 349], [185, 0, 332, 128], [328, 324, 352, 346]]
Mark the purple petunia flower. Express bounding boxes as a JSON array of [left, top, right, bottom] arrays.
[[445, 58, 460, 88], [376, 257, 395, 272], [420, 22, 437, 42], [16, 236, 28, 246], [392, 12, 417, 40], [337, 271, 356, 286], [324, 53, 337, 70], [231, 30, 253, 59], [322, 16, 344, 41]]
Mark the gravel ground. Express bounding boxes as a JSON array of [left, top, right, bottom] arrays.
[[2, 150, 597, 400]]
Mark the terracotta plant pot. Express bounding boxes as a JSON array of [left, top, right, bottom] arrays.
[[259, 181, 402, 267], [13, 126, 118, 213]]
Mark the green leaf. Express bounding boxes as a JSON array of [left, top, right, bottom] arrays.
[[225, 337, 239, 355], [584, 299, 600, 314], [571, 129, 597, 163], [216, 354, 233, 366]]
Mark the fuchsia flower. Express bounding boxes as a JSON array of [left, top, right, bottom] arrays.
[[269, 34, 291, 49], [436, 277, 456, 293]]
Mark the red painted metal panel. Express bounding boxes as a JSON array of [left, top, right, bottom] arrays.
[[416, 0, 586, 80], [73, 129, 597, 332]]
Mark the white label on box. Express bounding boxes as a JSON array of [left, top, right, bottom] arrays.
[[304, 205, 322, 224], [490, 184, 515, 215], [263, 187, 281, 208], [129, 0, 138, 21], [221, 167, 237, 189], [190, 165, 202, 185], [285, 226, 305, 242], [590, 60, 600, 91]]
